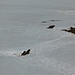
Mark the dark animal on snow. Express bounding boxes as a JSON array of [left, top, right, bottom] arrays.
[[42, 21, 47, 23], [50, 20, 60, 21], [47, 25, 55, 29], [62, 27, 75, 34], [21, 51, 26, 56], [26, 49, 31, 54], [21, 49, 31, 56]]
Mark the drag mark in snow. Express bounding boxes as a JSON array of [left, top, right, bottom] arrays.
[[31, 35, 75, 52], [0, 50, 21, 57], [0, 34, 75, 58]]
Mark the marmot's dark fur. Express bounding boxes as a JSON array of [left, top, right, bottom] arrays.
[[47, 25, 55, 29], [21, 49, 31, 56]]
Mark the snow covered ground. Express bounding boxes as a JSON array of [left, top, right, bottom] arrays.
[[0, 0, 75, 75]]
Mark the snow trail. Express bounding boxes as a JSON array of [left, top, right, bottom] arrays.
[[31, 34, 75, 52]]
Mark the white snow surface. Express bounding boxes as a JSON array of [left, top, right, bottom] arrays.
[[0, 0, 75, 75]]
